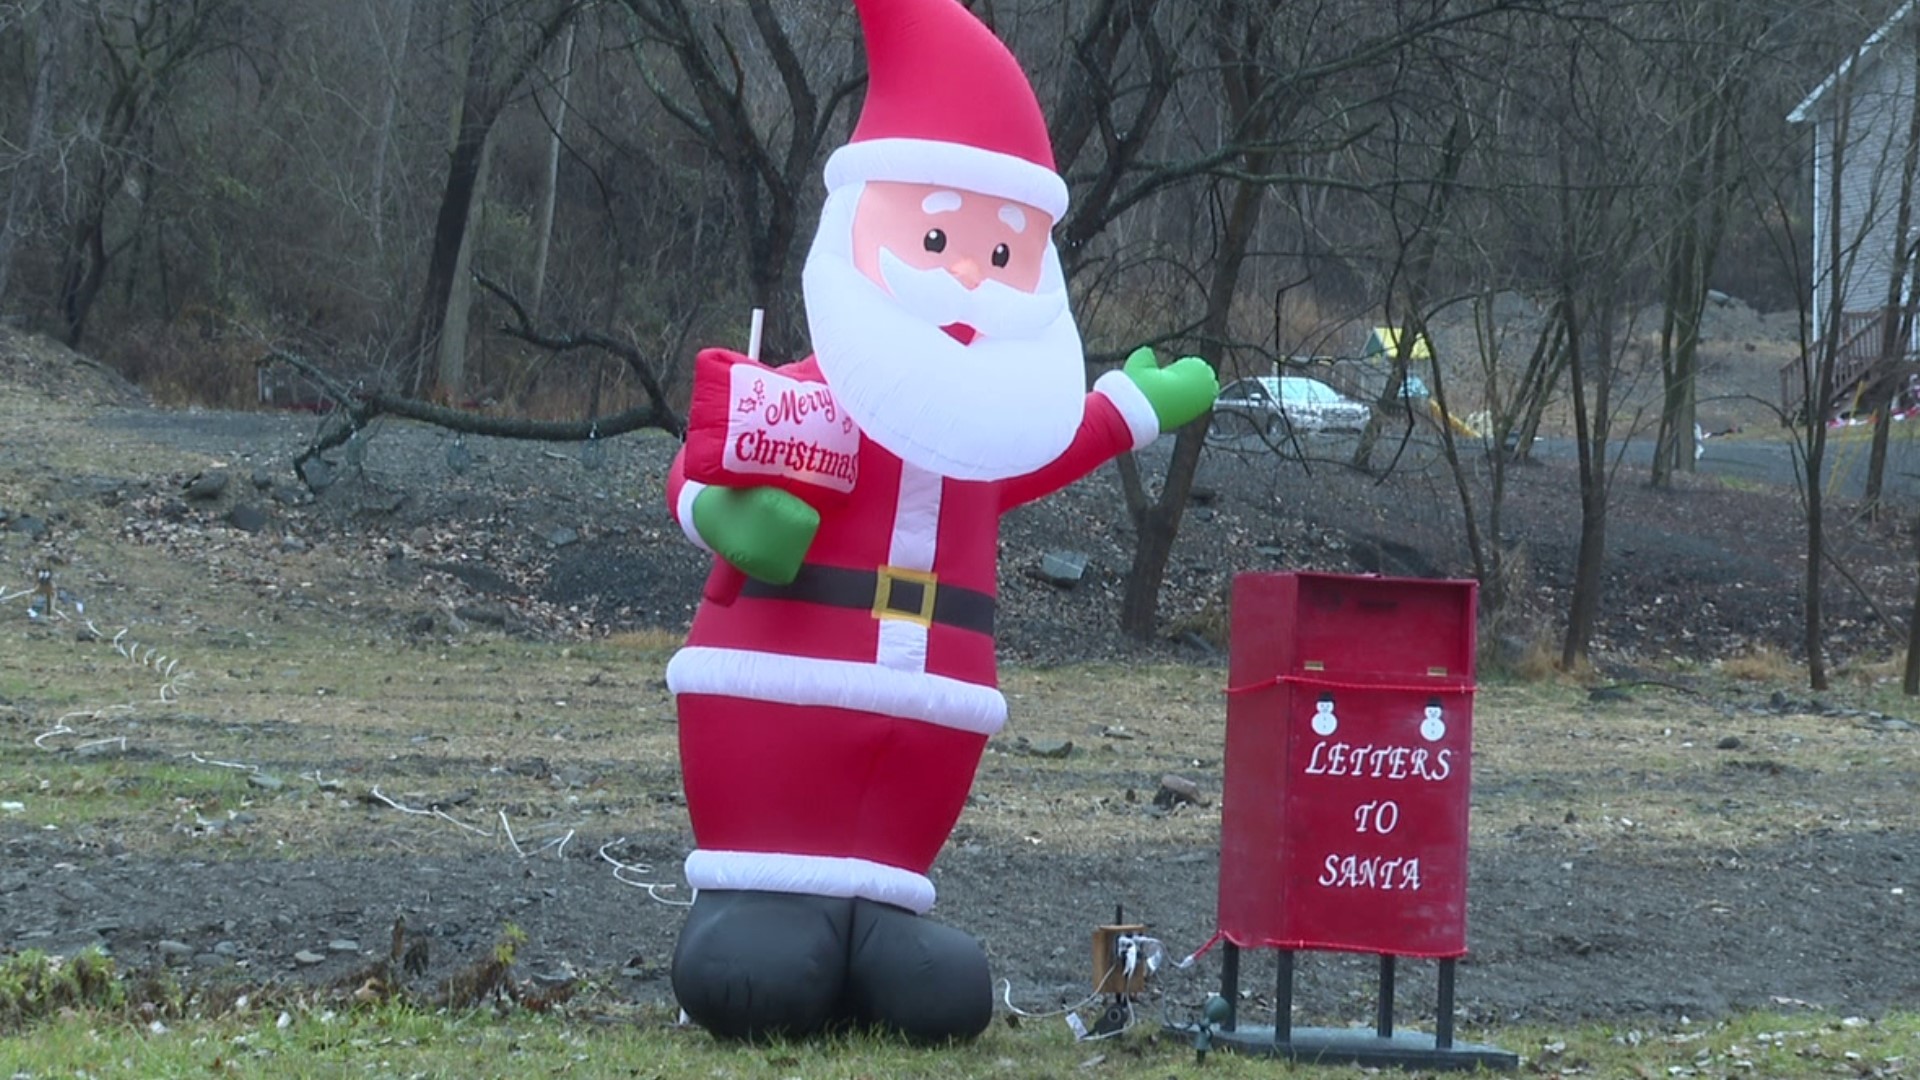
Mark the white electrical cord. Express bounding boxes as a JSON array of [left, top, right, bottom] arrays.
[[998, 978, 1102, 1021]]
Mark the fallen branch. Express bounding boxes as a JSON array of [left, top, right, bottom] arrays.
[[476, 271, 688, 422], [258, 345, 685, 488]]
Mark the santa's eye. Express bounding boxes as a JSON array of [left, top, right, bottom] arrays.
[[991, 243, 1011, 268], [923, 229, 947, 253]]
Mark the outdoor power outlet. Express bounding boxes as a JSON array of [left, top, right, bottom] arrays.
[[1091, 923, 1148, 997]]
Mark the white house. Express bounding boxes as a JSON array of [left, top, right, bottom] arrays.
[[1787, 0, 1920, 418]]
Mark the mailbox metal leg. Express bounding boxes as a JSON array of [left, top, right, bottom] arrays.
[[1175, 948, 1514, 1071], [1219, 941, 1240, 1032], [1376, 954, 1396, 1038], [1275, 950, 1294, 1046]]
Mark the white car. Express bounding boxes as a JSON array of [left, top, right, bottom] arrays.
[[1210, 375, 1371, 438]]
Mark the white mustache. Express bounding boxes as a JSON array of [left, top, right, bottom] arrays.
[[878, 248, 1065, 341]]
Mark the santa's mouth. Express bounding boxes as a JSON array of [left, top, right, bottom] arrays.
[[941, 322, 979, 346]]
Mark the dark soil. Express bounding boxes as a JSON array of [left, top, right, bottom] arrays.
[[5, 324, 1920, 1037]]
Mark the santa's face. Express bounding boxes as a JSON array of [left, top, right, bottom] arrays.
[[803, 180, 1088, 481]]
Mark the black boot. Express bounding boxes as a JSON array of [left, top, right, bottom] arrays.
[[670, 890, 852, 1041], [845, 898, 993, 1044]]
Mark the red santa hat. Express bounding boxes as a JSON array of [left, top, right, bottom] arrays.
[[824, 0, 1069, 218]]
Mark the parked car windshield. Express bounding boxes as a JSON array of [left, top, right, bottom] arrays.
[[1221, 375, 1351, 403], [1274, 376, 1344, 404]]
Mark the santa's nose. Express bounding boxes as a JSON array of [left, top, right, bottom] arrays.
[[947, 258, 985, 290]]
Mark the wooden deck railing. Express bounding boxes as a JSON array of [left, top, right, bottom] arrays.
[[1780, 307, 1919, 422]]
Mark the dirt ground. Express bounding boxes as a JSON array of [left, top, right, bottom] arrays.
[[4, 320, 1920, 1038]]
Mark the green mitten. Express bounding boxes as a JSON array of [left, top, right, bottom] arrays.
[[691, 485, 820, 585], [1124, 346, 1219, 432]]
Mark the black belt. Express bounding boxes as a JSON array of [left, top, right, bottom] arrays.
[[740, 564, 995, 635]]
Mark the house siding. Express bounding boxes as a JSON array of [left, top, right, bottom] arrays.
[[1806, 35, 1920, 371]]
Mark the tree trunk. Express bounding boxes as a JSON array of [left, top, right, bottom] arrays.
[[1560, 296, 1608, 670], [368, 0, 417, 258], [406, 114, 490, 397], [1118, 424, 1211, 638], [1651, 94, 1736, 487], [1651, 239, 1703, 486], [406, 0, 492, 398], [435, 133, 494, 401], [58, 194, 112, 348], [1804, 90, 1855, 692], [1118, 172, 1263, 639], [0, 1, 62, 308], [529, 19, 576, 316]]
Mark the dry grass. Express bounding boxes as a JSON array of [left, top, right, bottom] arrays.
[[1716, 642, 1800, 682], [8, 534, 1918, 867]]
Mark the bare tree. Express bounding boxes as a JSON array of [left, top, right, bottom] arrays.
[[1648, 0, 1755, 487], [611, 0, 864, 360], [1066, 0, 1542, 639], [367, 0, 419, 261], [401, 0, 584, 400], [44, 0, 240, 347], [1532, 12, 1657, 669], [0, 0, 66, 310], [528, 19, 578, 316]]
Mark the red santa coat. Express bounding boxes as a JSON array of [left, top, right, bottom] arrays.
[[665, 356, 1160, 913]]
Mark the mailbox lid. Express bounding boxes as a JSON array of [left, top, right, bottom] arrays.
[[1278, 572, 1477, 683]]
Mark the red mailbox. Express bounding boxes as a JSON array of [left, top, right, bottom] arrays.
[[1219, 571, 1478, 957], [1194, 572, 1512, 1069]]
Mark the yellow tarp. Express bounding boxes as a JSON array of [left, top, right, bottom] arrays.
[[1365, 326, 1432, 362]]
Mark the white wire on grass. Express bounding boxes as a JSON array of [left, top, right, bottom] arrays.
[[998, 979, 1104, 1021], [188, 751, 259, 772], [53, 704, 132, 726], [598, 838, 692, 906], [500, 812, 579, 859], [500, 810, 527, 857], [368, 786, 492, 837], [31, 723, 74, 750]]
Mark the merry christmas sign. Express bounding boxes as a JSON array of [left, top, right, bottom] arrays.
[[684, 348, 860, 499]]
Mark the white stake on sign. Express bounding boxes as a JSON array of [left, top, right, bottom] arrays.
[[748, 307, 765, 362]]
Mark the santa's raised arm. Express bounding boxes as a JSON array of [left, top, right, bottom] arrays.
[[660, 0, 1215, 1045]]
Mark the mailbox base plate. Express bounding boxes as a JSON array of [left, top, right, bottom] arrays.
[[1169, 1023, 1518, 1071]]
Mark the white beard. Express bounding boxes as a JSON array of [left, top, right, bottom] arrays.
[[802, 186, 1089, 482]]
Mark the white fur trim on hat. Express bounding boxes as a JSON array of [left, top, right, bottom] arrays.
[[684, 849, 936, 914], [826, 137, 1069, 218]]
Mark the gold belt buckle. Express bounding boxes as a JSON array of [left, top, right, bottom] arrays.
[[873, 565, 938, 627]]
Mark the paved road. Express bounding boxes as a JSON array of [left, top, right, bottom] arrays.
[[1206, 417, 1920, 501], [1533, 424, 1920, 501]]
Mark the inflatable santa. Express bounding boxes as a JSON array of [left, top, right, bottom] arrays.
[[663, 0, 1216, 1043]]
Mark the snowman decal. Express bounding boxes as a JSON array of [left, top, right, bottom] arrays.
[[1310, 693, 1338, 736]]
